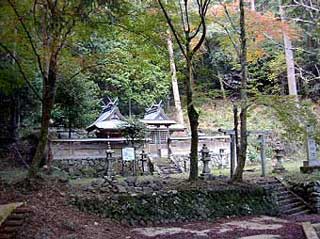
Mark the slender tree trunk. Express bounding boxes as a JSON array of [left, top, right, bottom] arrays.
[[217, 73, 226, 100], [68, 117, 72, 139], [250, 0, 255, 11], [186, 57, 199, 181], [279, 2, 298, 96], [233, 104, 239, 160], [167, 31, 184, 125], [232, 0, 248, 182], [158, 0, 210, 181], [28, 56, 57, 178]]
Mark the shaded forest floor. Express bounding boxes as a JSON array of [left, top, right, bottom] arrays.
[[0, 179, 133, 239]]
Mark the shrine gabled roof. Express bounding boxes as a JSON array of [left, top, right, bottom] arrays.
[[142, 101, 176, 126], [86, 99, 126, 131], [93, 119, 125, 130]]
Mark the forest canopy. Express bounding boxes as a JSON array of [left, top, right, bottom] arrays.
[[0, 0, 319, 180]]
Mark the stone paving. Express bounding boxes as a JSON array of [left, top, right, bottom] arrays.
[[131, 216, 306, 239]]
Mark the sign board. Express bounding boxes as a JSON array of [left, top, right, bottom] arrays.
[[122, 147, 135, 161]]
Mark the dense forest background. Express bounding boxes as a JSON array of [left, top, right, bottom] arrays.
[[0, 0, 319, 163]]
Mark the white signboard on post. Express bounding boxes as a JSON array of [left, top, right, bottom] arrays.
[[122, 147, 135, 161]]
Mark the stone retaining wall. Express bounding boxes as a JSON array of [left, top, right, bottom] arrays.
[[52, 157, 143, 178], [289, 181, 320, 213], [52, 157, 109, 177], [72, 185, 278, 225]]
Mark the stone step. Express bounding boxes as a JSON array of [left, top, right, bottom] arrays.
[[259, 179, 311, 216], [156, 162, 182, 175], [6, 213, 25, 220], [0, 204, 29, 239], [276, 190, 291, 196], [13, 207, 31, 214], [292, 209, 312, 216], [278, 197, 301, 205], [264, 185, 287, 191], [2, 220, 24, 227], [256, 180, 280, 186], [279, 201, 303, 210], [0, 234, 13, 239], [283, 204, 309, 215], [1, 226, 18, 233], [276, 192, 292, 200]]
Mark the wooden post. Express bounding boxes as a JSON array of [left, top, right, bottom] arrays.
[[219, 128, 271, 178], [259, 134, 267, 177], [230, 134, 236, 178], [167, 136, 171, 158], [157, 127, 161, 158]]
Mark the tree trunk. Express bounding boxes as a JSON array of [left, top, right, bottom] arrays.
[[279, 2, 298, 96], [28, 56, 57, 178], [250, 0, 255, 11], [166, 31, 184, 125], [186, 58, 199, 181], [232, 0, 248, 182], [217, 73, 226, 100], [283, 34, 297, 95], [68, 115, 72, 139], [233, 104, 239, 161]]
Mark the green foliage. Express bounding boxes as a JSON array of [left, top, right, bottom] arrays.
[[120, 117, 148, 147], [0, 61, 24, 95], [255, 96, 320, 143], [53, 74, 100, 129], [80, 35, 171, 114]]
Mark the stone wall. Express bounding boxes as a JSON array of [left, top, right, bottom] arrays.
[[171, 152, 229, 173], [50, 139, 125, 160], [52, 157, 108, 177], [289, 181, 320, 213], [52, 157, 144, 178], [50, 136, 230, 161], [72, 184, 278, 225], [169, 136, 230, 156], [50, 136, 231, 177]]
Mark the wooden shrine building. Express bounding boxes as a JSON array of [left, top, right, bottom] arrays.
[[141, 101, 185, 156], [86, 98, 126, 138]]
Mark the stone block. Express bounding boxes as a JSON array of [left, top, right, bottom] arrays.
[[305, 160, 320, 167], [300, 166, 320, 174]]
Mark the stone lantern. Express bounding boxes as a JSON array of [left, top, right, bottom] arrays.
[[200, 144, 212, 179], [105, 142, 115, 176], [140, 149, 148, 175], [272, 142, 287, 174]]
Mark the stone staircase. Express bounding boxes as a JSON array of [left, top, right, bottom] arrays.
[[257, 177, 311, 216], [153, 157, 183, 176], [0, 203, 31, 239]]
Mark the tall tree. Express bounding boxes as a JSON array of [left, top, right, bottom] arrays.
[[166, 31, 184, 125], [232, 0, 248, 182], [158, 0, 211, 180], [250, 0, 255, 11], [163, 0, 184, 125], [279, 0, 298, 96], [0, 0, 101, 179]]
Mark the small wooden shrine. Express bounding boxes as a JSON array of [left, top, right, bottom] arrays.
[[141, 101, 176, 144], [86, 98, 126, 138]]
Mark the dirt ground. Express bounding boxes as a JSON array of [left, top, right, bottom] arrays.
[[1, 178, 320, 239]]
